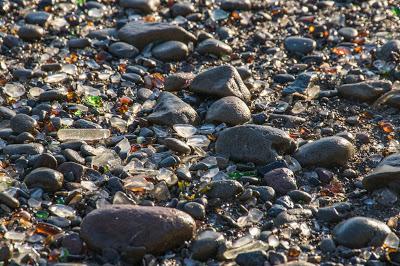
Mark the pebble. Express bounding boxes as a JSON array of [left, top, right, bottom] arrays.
[[0, 192, 19, 209], [189, 65, 251, 102], [206, 180, 244, 200], [118, 21, 196, 50], [147, 92, 200, 126], [17, 25, 44, 41], [337, 80, 392, 102], [119, 0, 160, 13], [333, 217, 392, 248], [263, 168, 297, 195], [196, 39, 232, 57], [164, 72, 195, 91], [338, 27, 358, 41], [377, 40, 400, 62], [80, 205, 196, 254], [108, 42, 139, 58], [171, 2, 195, 17], [24, 167, 64, 192], [152, 41, 189, 61], [25, 11, 51, 26], [294, 136, 355, 167], [284, 37, 316, 55], [3, 143, 44, 155], [163, 138, 191, 154], [220, 0, 251, 11], [206, 96, 251, 125], [215, 124, 296, 164], [10, 114, 37, 134], [183, 202, 206, 220]]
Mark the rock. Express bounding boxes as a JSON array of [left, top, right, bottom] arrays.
[[88, 28, 117, 40], [25, 11, 51, 26], [152, 41, 189, 61], [220, 0, 251, 11], [68, 38, 91, 49], [248, 186, 275, 202], [183, 202, 205, 220], [206, 96, 251, 125], [17, 25, 44, 41], [338, 27, 358, 41], [34, 153, 58, 169], [0, 106, 16, 119], [236, 251, 267, 266], [39, 90, 67, 102], [108, 42, 139, 58], [10, 114, 37, 134], [287, 190, 312, 203], [191, 237, 220, 261], [118, 22, 196, 50], [215, 125, 296, 165], [164, 72, 194, 91], [273, 208, 313, 227], [196, 39, 232, 57], [333, 217, 392, 248], [3, 143, 44, 155], [282, 72, 318, 96], [190, 65, 251, 102], [61, 233, 83, 255], [284, 37, 316, 55], [320, 237, 336, 253], [263, 168, 297, 195], [362, 164, 400, 192], [80, 205, 196, 254], [0, 192, 19, 209], [206, 180, 243, 200], [274, 74, 295, 84], [377, 40, 400, 62], [119, 0, 160, 13], [57, 162, 86, 181], [163, 138, 191, 154], [171, 2, 195, 17], [294, 136, 355, 167], [337, 80, 392, 102], [277, 262, 315, 266], [147, 92, 200, 126], [24, 167, 64, 192]]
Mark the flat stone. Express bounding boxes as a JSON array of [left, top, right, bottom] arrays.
[[80, 205, 196, 254], [284, 37, 316, 55], [119, 0, 160, 13], [24, 167, 64, 192], [333, 217, 392, 249], [3, 143, 44, 155], [118, 22, 196, 50], [147, 92, 200, 126], [10, 114, 37, 134], [17, 25, 44, 41], [152, 41, 189, 61], [215, 125, 296, 165], [87, 28, 117, 40], [109, 42, 139, 58], [190, 65, 251, 102], [196, 39, 232, 57], [294, 136, 355, 167], [206, 96, 251, 125], [338, 80, 392, 102]]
